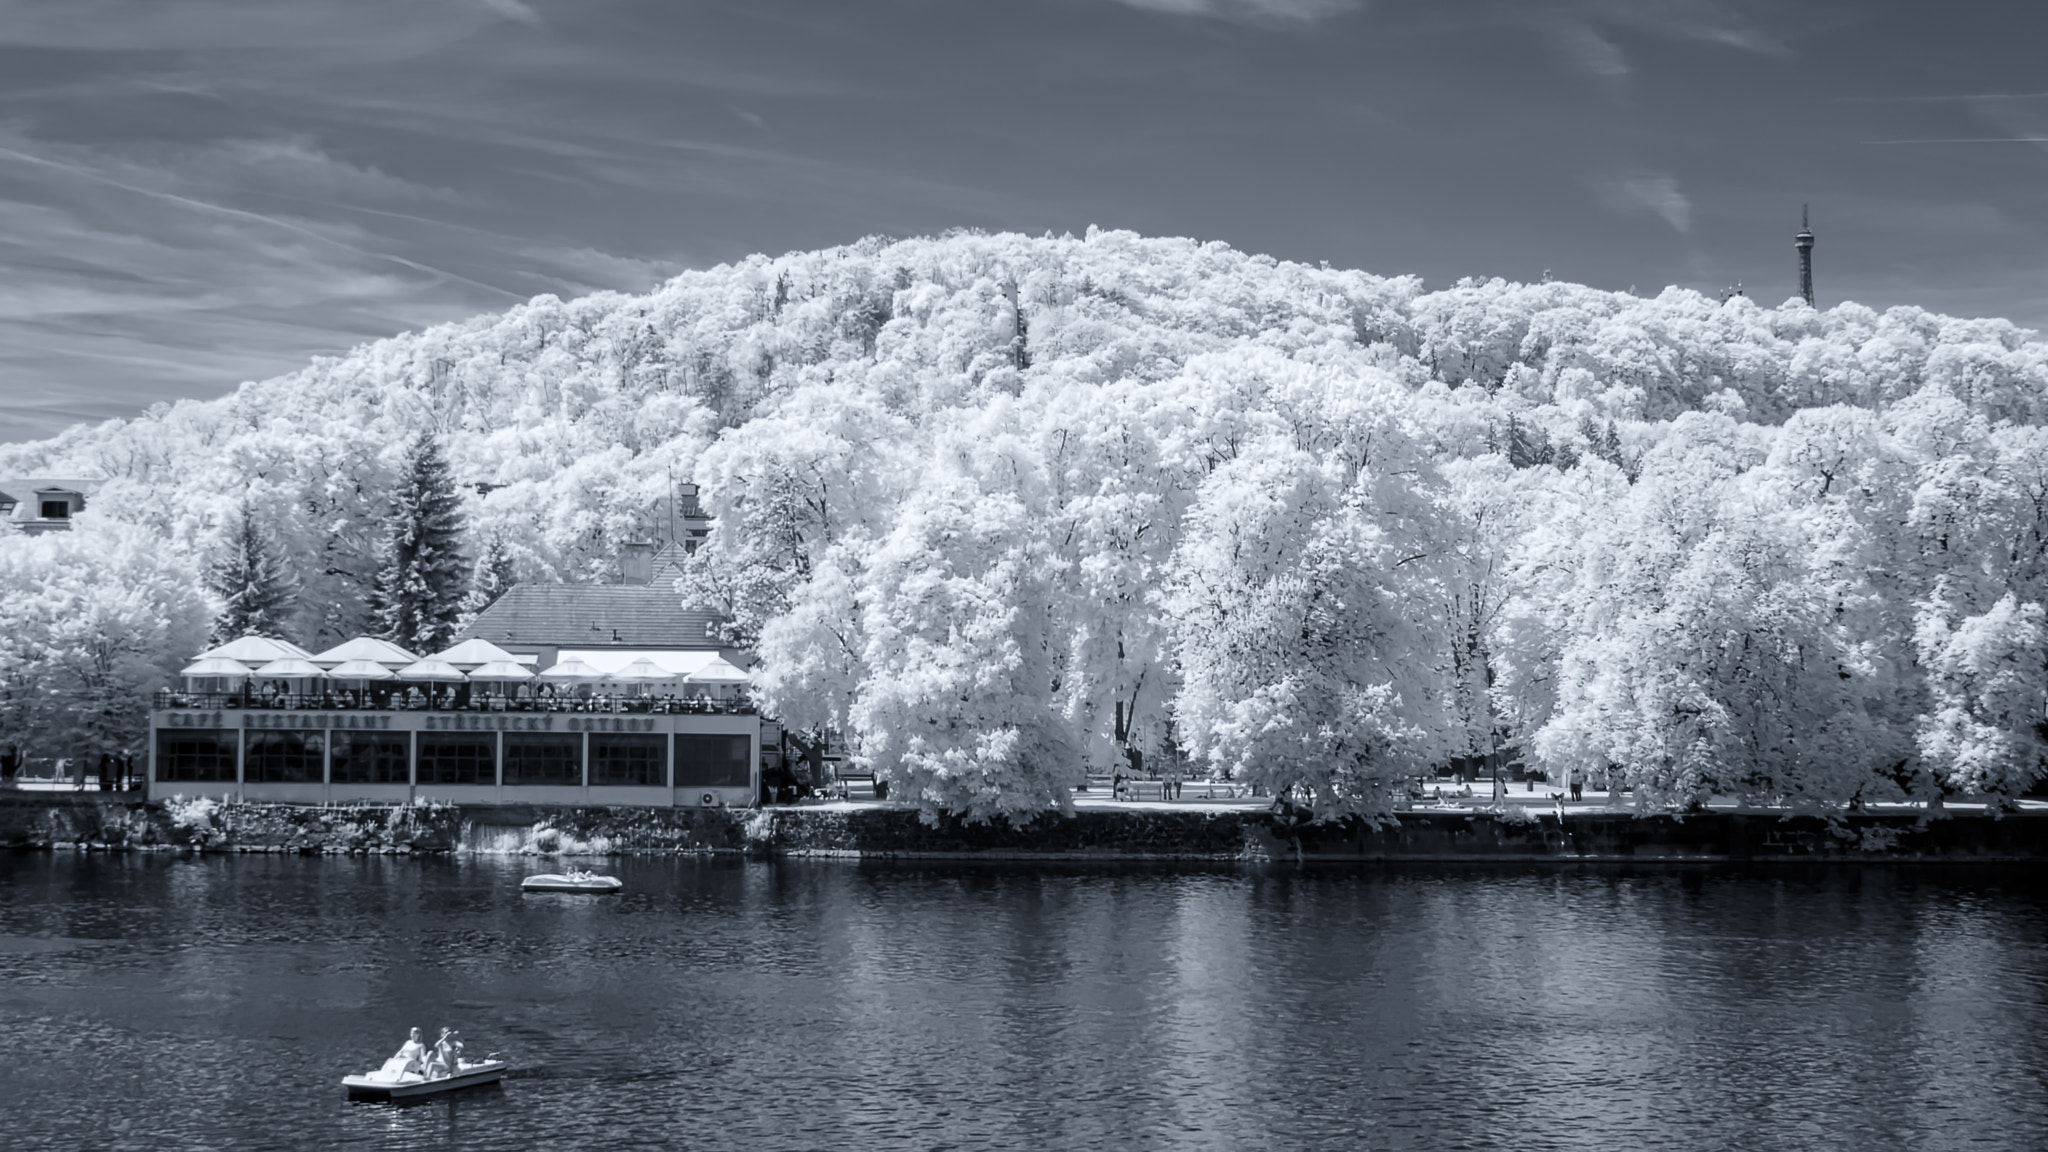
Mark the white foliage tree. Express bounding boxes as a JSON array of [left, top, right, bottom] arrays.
[[0, 229, 2045, 817], [0, 517, 211, 766], [1159, 439, 1453, 817], [848, 414, 1079, 823]]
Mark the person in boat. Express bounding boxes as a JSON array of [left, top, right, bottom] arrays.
[[378, 1027, 427, 1080], [424, 1029, 453, 1079]]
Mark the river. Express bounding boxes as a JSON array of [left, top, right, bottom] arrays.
[[2, 854, 2045, 1151]]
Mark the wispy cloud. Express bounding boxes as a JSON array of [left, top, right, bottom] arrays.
[[1542, 0, 1785, 85], [0, 0, 505, 52], [516, 246, 688, 295], [1100, 0, 1365, 25], [1554, 23, 1629, 79], [1841, 92, 2048, 103], [1595, 171, 1692, 233], [476, 0, 542, 26]]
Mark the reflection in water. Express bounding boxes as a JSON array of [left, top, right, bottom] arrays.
[[2, 855, 2045, 1151]]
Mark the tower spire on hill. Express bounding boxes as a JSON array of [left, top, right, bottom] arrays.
[[1796, 204, 1816, 308]]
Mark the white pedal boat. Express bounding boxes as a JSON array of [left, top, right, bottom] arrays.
[[521, 869, 622, 893], [343, 1060, 508, 1100]]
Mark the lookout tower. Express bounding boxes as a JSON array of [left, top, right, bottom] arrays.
[[1796, 205, 1816, 308]]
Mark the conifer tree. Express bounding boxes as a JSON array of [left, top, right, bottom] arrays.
[[205, 501, 301, 645], [456, 530, 517, 630], [371, 433, 467, 652]]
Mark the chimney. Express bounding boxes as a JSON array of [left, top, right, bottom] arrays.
[[619, 541, 656, 585]]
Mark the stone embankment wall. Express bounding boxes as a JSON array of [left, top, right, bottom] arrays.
[[741, 806, 2048, 862], [0, 793, 460, 854], [6, 793, 2048, 861]]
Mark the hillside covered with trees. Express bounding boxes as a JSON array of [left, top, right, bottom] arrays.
[[2, 229, 2045, 819]]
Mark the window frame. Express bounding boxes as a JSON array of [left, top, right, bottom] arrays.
[[591, 733, 667, 787], [243, 730, 324, 784], [673, 734, 750, 788], [155, 729, 238, 782], [417, 733, 496, 786], [503, 733, 583, 787], [329, 731, 411, 785]]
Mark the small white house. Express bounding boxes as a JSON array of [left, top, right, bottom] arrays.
[[0, 478, 95, 534]]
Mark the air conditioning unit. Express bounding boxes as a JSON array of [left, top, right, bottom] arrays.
[[697, 791, 721, 808]]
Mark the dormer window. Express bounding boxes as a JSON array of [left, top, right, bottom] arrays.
[[41, 500, 69, 520]]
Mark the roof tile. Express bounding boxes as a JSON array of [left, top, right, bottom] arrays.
[[456, 583, 725, 649]]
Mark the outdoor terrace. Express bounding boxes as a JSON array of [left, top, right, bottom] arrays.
[[153, 689, 756, 715]]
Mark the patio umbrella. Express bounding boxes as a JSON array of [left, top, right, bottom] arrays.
[[181, 656, 254, 678], [466, 659, 535, 682], [430, 638, 522, 669], [325, 659, 396, 681], [604, 656, 676, 697], [252, 657, 325, 680], [537, 657, 603, 682], [685, 658, 752, 685], [607, 657, 675, 683], [395, 658, 468, 682], [310, 637, 419, 668]]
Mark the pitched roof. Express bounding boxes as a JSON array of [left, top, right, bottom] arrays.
[[0, 477, 95, 495], [456, 583, 726, 649], [0, 477, 96, 520], [198, 635, 315, 663], [649, 541, 690, 585]]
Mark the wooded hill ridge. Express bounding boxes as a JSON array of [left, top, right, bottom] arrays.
[[2, 228, 2044, 821]]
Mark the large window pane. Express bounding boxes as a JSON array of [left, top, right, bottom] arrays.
[[331, 732, 410, 785], [156, 730, 237, 782], [505, 734, 581, 786], [674, 735, 749, 788], [245, 731, 323, 783], [418, 734, 495, 786], [592, 734, 665, 787]]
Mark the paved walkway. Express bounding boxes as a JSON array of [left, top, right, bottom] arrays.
[[794, 780, 2048, 815]]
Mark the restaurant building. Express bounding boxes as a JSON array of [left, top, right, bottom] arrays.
[[148, 557, 764, 808]]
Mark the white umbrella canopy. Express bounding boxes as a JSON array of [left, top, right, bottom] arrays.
[[685, 658, 752, 685], [607, 657, 676, 683], [466, 659, 536, 681], [431, 638, 521, 669], [198, 636, 311, 665], [325, 658, 397, 681], [182, 656, 254, 678], [310, 637, 419, 668], [537, 657, 604, 682], [396, 658, 468, 682], [252, 657, 326, 679]]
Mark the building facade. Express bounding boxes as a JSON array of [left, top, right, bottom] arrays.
[[149, 543, 768, 805], [0, 478, 94, 533], [150, 705, 758, 808]]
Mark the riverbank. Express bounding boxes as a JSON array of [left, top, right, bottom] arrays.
[[6, 792, 2048, 862]]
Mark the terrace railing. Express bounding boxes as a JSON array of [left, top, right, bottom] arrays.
[[153, 689, 756, 716]]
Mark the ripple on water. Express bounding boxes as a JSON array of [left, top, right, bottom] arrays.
[[2, 856, 2046, 1151]]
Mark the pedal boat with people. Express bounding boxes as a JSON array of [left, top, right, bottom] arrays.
[[342, 1059, 509, 1101], [520, 869, 623, 894]]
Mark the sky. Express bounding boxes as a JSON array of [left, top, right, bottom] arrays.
[[3, 0, 2046, 444]]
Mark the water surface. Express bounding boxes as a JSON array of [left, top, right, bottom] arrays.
[[2, 854, 2045, 1151]]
